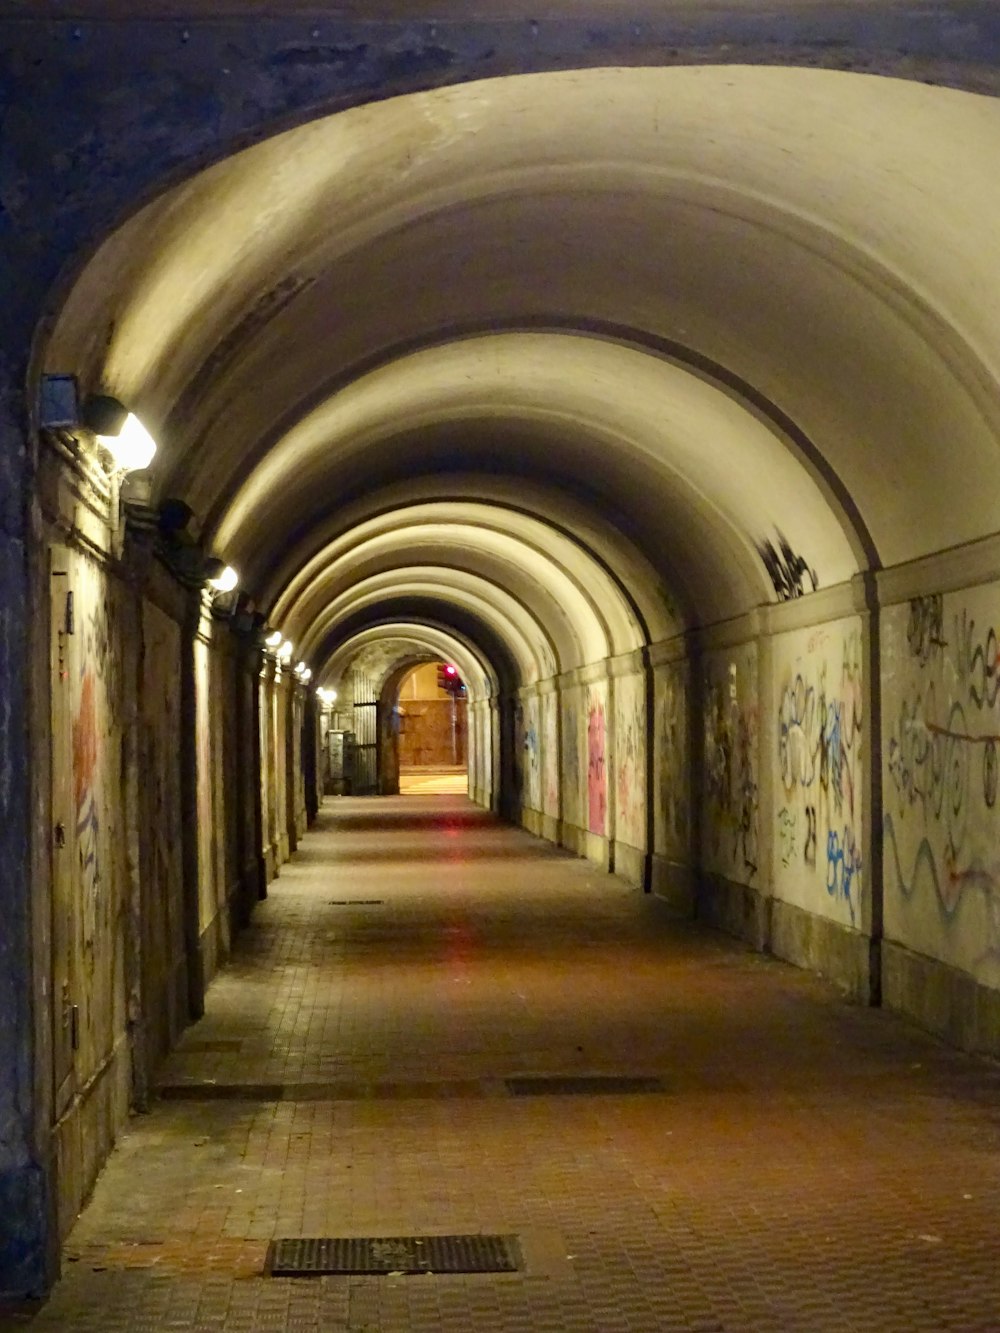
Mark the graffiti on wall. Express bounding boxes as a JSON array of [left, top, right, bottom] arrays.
[[656, 666, 688, 855], [776, 626, 863, 924], [703, 653, 759, 883], [756, 529, 819, 602], [885, 597, 1000, 967], [71, 591, 119, 944], [615, 679, 645, 848], [587, 697, 607, 835], [72, 667, 100, 917], [563, 697, 580, 826]]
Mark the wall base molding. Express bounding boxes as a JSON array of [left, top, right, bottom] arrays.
[[770, 900, 873, 1003], [697, 874, 770, 952], [882, 939, 1000, 1057], [613, 839, 645, 890], [650, 857, 695, 915], [697, 878, 874, 1000]]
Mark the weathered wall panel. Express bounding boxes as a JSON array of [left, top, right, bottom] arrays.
[[586, 680, 608, 838], [613, 671, 646, 852], [543, 688, 560, 820], [653, 659, 689, 861], [560, 681, 586, 836], [883, 588, 1000, 990], [772, 618, 864, 930], [701, 643, 759, 888], [138, 598, 186, 1066]]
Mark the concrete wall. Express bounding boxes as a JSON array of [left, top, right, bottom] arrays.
[[880, 569, 1000, 1052], [16, 440, 287, 1295], [487, 586, 876, 1003]]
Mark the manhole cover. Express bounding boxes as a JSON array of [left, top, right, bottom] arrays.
[[505, 1075, 665, 1096], [267, 1234, 521, 1276]]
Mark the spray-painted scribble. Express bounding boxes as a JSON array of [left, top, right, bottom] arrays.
[[777, 806, 797, 867], [703, 652, 758, 883], [563, 698, 580, 816], [907, 594, 946, 665], [656, 666, 688, 855], [587, 698, 607, 835], [884, 813, 1000, 968], [886, 599, 1000, 971], [757, 530, 818, 602], [615, 679, 645, 848], [73, 667, 100, 912], [775, 624, 863, 925], [826, 827, 862, 914], [804, 804, 817, 868]]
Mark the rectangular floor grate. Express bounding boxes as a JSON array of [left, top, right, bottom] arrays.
[[328, 899, 384, 906], [181, 1040, 244, 1054], [267, 1234, 521, 1276], [505, 1075, 665, 1096]]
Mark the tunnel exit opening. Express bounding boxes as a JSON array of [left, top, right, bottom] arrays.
[[395, 662, 468, 796]]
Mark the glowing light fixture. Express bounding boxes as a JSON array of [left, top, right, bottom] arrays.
[[317, 687, 337, 705], [278, 640, 294, 664], [301, 668, 312, 683], [265, 629, 282, 649], [295, 661, 308, 675], [84, 395, 157, 472], [208, 565, 238, 593]]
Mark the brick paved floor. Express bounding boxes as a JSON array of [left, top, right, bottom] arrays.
[[7, 796, 1000, 1331]]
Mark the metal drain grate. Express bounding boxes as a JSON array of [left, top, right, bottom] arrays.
[[505, 1075, 665, 1096], [328, 899, 384, 906], [267, 1234, 521, 1276], [182, 1040, 243, 1054]]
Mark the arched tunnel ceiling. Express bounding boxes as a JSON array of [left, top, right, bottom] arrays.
[[273, 501, 653, 666], [47, 64, 1000, 642]]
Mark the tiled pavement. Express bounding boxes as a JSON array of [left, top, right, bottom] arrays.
[[7, 796, 1000, 1331]]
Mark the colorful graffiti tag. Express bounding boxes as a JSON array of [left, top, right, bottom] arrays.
[[885, 598, 1000, 966], [776, 626, 863, 924]]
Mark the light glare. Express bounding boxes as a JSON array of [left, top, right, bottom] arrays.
[[208, 565, 238, 593], [97, 412, 156, 472]]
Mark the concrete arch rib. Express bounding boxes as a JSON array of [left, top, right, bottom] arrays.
[[300, 570, 556, 685], [271, 507, 647, 668], [322, 626, 493, 702], [214, 333, 857, 624], [264, 482, 677, 648]]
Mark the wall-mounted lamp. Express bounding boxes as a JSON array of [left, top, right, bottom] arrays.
[[207, 565, 238, 594], [278, 640, 294, 664], [264, 629, 283, 649], [317, 687, 337, 706], [82, 394, 157, 473]]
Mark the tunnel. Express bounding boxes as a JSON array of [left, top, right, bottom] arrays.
[[4, 4, 1000, 1322]]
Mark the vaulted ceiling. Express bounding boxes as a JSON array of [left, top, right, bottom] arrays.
[[45, 64, 1000, 691]]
